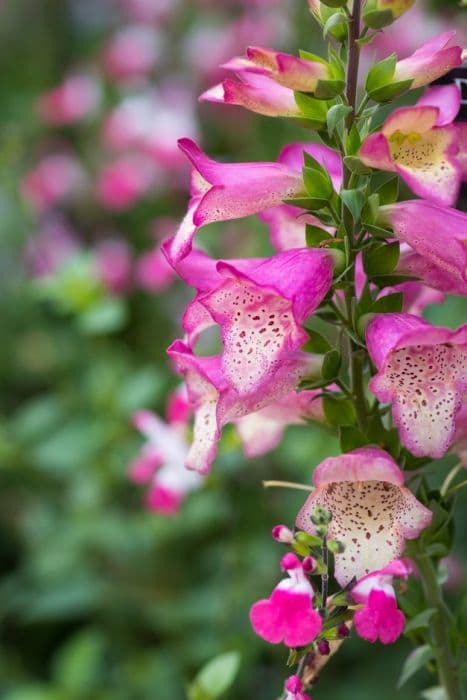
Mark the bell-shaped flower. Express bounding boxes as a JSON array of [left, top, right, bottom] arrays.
[[395, 248, 466, 298], [200, 72, 301, 118], [234, 389, 326, 458], [360, 85, 463, 206], [366, 313, 467, 459], [285, 675, 312, 700], [379, 200, 467, 291], [165, 138, 306, 263], [129, 409, 203, 515], [168, 343, 320, 474], [223, 46, 332, 93], [250, 553, 322, 647], [37, 73, 101, 126], [351, 559, 412, 644], [393, 32, 463, 89], [296, 447, 432, 587]]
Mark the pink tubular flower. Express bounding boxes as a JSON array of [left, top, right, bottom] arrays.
[[360, 85, 463, 206], [234, 389, 325, 458], [96, 155, 157, 210], [130, 409, 203, 515], [396, 250, 465, 298], [296, 448, 432, 586], [200, 71, 301, 118], [94, 239, 132, 294], [379, 200, 467, 291], [21, 154, 84, 212], [249, 553, 322, 647], [366, 314, 467, 459], [223, 46, 331, 93], [272, 524, 294, 544], [103, 25, 161, 82], [165, 139, 306, 263], [37, 73, 101, 126], [136, 246, 176, 292], [285, 675, 312, 700], [168, 341, 320, 474], [393, 32, 463, 90], [351, 559, 411, 644]]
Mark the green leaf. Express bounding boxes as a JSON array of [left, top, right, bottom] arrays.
[[323, 396, 356, 426], [53, 629, 105, 693], [369, 79, 413, 103], [364, 222, 394, 239], [372, 292, 404, 314], [294, 92, 329, 127], [321, 0, 348, 7], [371, 273, 420, 287], [283, 196, 329, 210], [365, 54, 396, 93], [299, 50, 329, 66], [377, 175, 399, 205], [339, 426, 367, 452], [321, 350, 341, 381], [188, 652, 241, 700], [346, 123, 361, 154], [306, 224, 333, 247], [323, 12, 348, 40], [303, 328, 333, 353], [404, 608, 437, 634], [363, 8, 393, 29], [77, 297, 128, 335], [314, 79, 345, 100], [363, 241, 400, 276], [303, 166, 334, 201], [340, 189, 365, 222], [327, 104, 352, 136], [343, 156, 371, 175], [398, 645, 434, 688], [421, 688, 447, 700]]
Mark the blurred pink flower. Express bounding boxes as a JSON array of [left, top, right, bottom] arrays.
[[117, 0, 179, 24], [95, 239, 133, 294], [37, 73, 101, 126], [103, 25, 162, 82], [21, 154, 84, 211], [96, 154, 157, 210], [25, 217, 80, 278]]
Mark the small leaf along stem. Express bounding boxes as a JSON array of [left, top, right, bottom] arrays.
[[414, 548, 466, 700]]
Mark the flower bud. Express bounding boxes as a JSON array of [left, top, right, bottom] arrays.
[[327, 539, 346, 554], [310, 505, 332, 526], [272, 524, 294, 544], [317, 639, 330, 655], [302, 556, 317, 573], [337, 623, 350, 638]]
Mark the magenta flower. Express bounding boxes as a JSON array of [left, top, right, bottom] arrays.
[[168, 340, 319, 474], [21, 154, 84, 212], [366, 314, 467, 459], [379, 200, 467, 292], [130, 409, 203, 516], [234, 389, 325, 458], [284, 675, 312, 700], [200, 71, 301, 118], [96, 155, 156, 211], [296, 448, 432, 586], [250, 553, 322, 647], [37, 73, 101, 126], [94, 240, 133, 295], [103, 25, 161, 83], [165, 139, 306, 263], [360, 85, 463, 206], [396, 250, 466, 297], [393, 32, 463, 89], [351, 560, 411, 644], [223, 46, 331, 93]]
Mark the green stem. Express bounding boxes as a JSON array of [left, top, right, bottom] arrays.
[[415, 553, 465, 700]]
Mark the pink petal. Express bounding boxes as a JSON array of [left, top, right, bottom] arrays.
[[416, 84, 461, 126]]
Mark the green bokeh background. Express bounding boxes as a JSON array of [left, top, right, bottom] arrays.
[[0, 1, 465, 699]]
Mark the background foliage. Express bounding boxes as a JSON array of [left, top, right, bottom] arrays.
[[0, 1, 465, 698]]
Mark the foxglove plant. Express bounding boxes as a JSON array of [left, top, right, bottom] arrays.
[[167, 1, 467, 697]]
